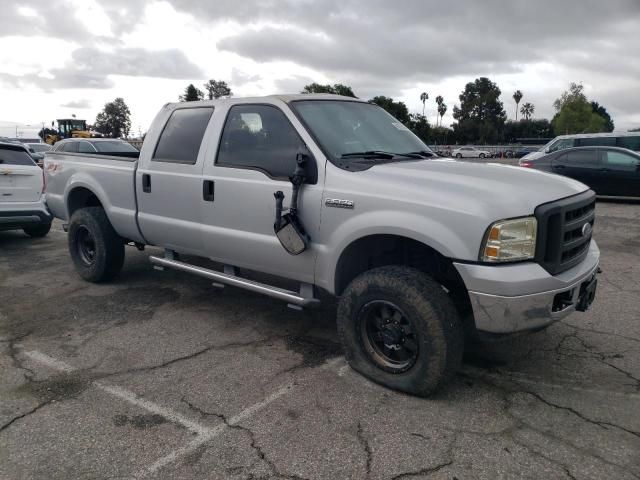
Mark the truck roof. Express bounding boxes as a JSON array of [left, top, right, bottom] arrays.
[[163, 94, 365, 110]]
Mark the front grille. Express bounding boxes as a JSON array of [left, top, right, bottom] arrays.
[[534, 190, 596, 275]]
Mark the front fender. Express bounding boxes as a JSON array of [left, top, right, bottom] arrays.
[[315, 209, 475, 294]]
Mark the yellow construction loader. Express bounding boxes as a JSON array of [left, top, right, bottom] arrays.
[[45, 119, 97, 145]]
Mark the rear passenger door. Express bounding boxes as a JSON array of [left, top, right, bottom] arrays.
[[200, 102, 323, 284], [552, 149, 601, 191], [136, 106, 214, 255], [598, 150, 640, 197]]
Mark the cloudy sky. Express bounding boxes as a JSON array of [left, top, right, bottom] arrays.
[[1, 0, 639, 138]]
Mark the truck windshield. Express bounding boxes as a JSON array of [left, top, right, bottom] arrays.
[[291, 100, 433, 164]]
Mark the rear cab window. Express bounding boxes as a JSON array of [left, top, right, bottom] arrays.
[[153, 107, 214, 164], [0, 146, 37, 166]]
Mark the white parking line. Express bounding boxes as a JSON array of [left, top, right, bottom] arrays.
[[140, 383, 293, 477], [21, 349, 343, 478], [140, 357, 344, 477], [22, 350, 210, 436]]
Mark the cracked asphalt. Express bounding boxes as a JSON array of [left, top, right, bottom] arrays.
[[1, 200, 639, 480]]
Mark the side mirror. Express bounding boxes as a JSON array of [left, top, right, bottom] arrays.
[[295, 151, 317, 184]]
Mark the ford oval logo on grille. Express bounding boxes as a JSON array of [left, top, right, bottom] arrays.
[[582, 223, 592, 237]]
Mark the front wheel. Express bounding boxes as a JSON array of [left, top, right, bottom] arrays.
[[68, 207, 125, 282], [479, 153, 485, 159], [455, 153, 462, 159], [337, 266, 464, 397]]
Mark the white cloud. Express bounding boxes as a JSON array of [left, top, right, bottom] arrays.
[[0, 0, 639, 133]]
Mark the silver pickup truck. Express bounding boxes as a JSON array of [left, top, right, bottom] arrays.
[[45, 94, 600, 396]]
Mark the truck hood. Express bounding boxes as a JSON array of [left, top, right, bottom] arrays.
[[360, 158, 588, 219]]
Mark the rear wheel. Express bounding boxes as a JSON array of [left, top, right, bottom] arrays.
[[479, 153, 485, 159], [68, 207, 124, 282], [337, 266, 464, 397], [23, 223, 51, 238]]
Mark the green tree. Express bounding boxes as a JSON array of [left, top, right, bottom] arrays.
[[520, 102, 534, 120], [369, 96, 410, 124], [513, 90, 523, 120], [590, 101, 615, 132], [407, 113, 430, 142], [430, 126, 454, 145], [552, 83, 606, 135], [437, 102, 447, 128], [94, 97, 131, 138], [302, 83, 357, 98], [434, 95, 444, 126], [180, 84, 204, 102], [203, 79, 232, 99], [503, 119, 553, 143], [452, 77, 507, 143], [419, 92, 428, 116]]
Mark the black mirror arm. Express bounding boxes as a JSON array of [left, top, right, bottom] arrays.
[[289, 153, 308, 213]]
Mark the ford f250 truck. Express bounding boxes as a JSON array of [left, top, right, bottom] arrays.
[[45, 94, 600, 396]]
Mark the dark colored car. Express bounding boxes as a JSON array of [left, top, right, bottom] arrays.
[[51, 138, 140, 158], [513, 146, 539, 159], [521, 146, 640, 198]]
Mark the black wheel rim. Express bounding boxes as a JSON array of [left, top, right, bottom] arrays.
[[358, 300, 419, 373], [76, 226, 96, 265]]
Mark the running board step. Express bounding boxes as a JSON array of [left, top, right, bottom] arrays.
[[149, 255, 320, 308]]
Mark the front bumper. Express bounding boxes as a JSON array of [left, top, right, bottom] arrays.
[[454, 240, 600, 334]]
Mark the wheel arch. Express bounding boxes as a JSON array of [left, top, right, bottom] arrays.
[[66, 186, 105, 218], [333, 234, 467, 296]]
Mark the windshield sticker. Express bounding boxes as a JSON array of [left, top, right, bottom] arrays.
[[391, 122, 409, 131]]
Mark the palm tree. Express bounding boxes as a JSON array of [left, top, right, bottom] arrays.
[[435, 95, 444, 126], [513, 90, 523, 120], [420, 92, 429, 116], [438, 102, 447, 127], [520, 102, 535, 120]]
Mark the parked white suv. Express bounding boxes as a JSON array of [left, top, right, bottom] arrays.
[[0, 142, 52, 237], [452, 146, 492, 158]]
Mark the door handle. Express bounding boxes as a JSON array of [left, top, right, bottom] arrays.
[[554, 165, 565, 170], [142, 174, 151, 193], [202, 180, 215, 202], [599, 168, 610, 172]]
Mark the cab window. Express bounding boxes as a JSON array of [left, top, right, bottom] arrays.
[[153, 107, 214, 164], [217, 104, 314, 181]]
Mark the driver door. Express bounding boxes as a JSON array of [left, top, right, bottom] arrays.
[[200, 102, 324, 284]]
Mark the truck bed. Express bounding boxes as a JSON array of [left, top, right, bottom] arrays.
[[44, 151, 144, 243]]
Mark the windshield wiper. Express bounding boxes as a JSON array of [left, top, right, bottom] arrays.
[[340, 151, 396, 159], [340, 150, 432, 160], [401, 150, 435, 158]]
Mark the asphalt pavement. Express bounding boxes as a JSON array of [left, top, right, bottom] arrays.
[[1, 201, 639, 480]]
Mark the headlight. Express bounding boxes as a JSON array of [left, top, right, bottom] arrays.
[[481, 217, 537, 262]]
